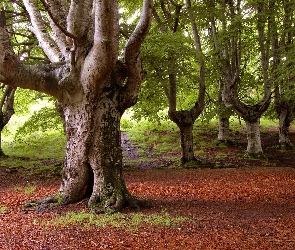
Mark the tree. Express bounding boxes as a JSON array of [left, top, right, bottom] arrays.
[[272, 0, 295, 149], [140, 0, 205, 165], [0, 1, 43, 157], [206, 0, 274, 157], [0, 0, 153, 213], [0, 85, 16, 156]]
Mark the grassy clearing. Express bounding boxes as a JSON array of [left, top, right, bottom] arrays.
[[1, 130, 65, 177], [47, 211, 188, 230], [2, 114, 281, 173]]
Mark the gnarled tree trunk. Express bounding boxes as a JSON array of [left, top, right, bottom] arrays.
[[0, 1, 153, 213], [207, 0, 272, 157], [59, 64, 140, 212], [169, 109, 198, 164], [153, 0, 205, 165]]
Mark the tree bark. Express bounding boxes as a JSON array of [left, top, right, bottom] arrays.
[[245, 119, 263, 157], [178, 124, 195, 164], [218, 117, 230, 143], [277, 106, 293, 149], [0, 86, 16, 157], [58, 68, 137, 212], [169, 108, 200, 164]]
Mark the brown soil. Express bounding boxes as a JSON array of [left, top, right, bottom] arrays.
[[1, 129, 295, 249]]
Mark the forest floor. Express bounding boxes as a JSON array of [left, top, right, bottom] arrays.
[[1, 128, 295, 249]]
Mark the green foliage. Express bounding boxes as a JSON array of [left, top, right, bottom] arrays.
[[14, 105, 63, 140], [125, 119, 178, 147], [49, 211, 188, 230], [13, 89, 39, 115]]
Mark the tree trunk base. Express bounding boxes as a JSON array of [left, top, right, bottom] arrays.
[[216, 139, 234, 147], [24, 191, 151, 214], [244, 151, 266, 159], [181, 157, 213, 169], [278, 142, 293, 151], [88, 190, 140, 214]]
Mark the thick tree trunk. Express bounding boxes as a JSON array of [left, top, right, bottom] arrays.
[[58, 80, 137, 213], [218, 117, 230, 143], [245, 119, 263, 157], [178, 123, 196, 164], [169, 108, 200, 165], [278, 108, 293, 149]]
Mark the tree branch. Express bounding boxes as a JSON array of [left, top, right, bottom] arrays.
[[0, 7, 64, 99], [81, 0, 119, 92], [185, 0, 205, 118], [67, 0, 93, 40], [122, 0, 153, 100], [39, 0, 73, 60], [22, 0, 61, 62]]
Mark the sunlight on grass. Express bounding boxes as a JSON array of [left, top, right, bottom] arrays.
[[2, 131, 66, 159], [48, 211, 188, 230]]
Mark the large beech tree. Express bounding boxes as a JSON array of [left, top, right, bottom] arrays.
[[0, 0, 153, 213]]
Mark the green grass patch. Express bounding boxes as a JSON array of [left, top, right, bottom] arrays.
[[48, 211, 188, 230], [3, 131, 66, 159], [215, 152, 228, 159], [2, 129, 65, 176], [0, 205, 8, 214], [14, 184, 36, 194]]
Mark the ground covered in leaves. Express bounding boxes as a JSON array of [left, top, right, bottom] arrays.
[[1, 128, 295, 249]]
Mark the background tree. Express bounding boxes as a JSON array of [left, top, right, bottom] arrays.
[[273, 0, 295, 149], [138, 0, 206, 165], [0, 85, 16, 156], [0, 0, 153, 213], [0, 0, 46, 157], [205, 0, 274, 157]]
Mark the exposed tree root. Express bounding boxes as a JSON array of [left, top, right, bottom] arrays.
[[24, 193, 63, 212], [24, 190, 151, 214], [88, 188, 150, 214]]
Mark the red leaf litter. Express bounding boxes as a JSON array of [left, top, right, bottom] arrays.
[[1, 166, 295, 250]]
